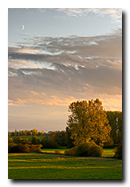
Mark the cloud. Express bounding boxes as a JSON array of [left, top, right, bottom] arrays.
[[8, 46, 40, 54], [8, 99, 13, 105], [25, 8, 122, 22], [8, 62, 122, 109], [8, 29, 122, 110], [56, 8, 122, 21], [8, 29, 122, 65]]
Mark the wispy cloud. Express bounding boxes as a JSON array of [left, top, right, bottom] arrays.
[[56, 8, 122, 21], [8, 28, 122, 61], [8, 29, 122, 110]]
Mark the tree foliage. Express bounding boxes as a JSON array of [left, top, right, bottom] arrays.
[[41, 136, 59, 148], [65, 142, 103, 157], [66, 127, 74, 147], [32, 136, 40, 145], [106, 111, 122, 145], [49, 131, 68, 146], [114, 143, 122, 159], [67, 99, 111, 146], [32, 128, 38, 136]]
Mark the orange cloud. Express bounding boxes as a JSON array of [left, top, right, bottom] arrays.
[[8, 99, 13, 105], [9, 91, 122, 111], [31, 91, 39, 96], [8, 47, 40, 54], [10, 94, 77, 107]]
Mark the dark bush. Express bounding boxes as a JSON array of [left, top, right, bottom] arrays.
[[103, 138, 114, 148], [87, 144, 103, 157], [65, 146, 78, 156], [55, 150, 61, 154], [8, 143, 30, 153], [65, 142, 103, 157], [29, 144, 42, 153], [8, 143, 16, 153], [114, 143, 122, 159], [13, 137, 21, 143], [41, 138, 59, 148], [8, 143, 42, 153], [19, 144, 30, 153], [76, 143, 91, 156], [50, 140, 60, 148], [21, 137, 30, 144], [31, 136, 40, 145], [41, 138, 49, 148], [8, 138, 13, 143]]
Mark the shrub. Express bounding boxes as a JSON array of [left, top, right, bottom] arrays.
[[103, 138, 114, 148], [65, 146, 78, 156], [65, 142, 103, 157], [32, 136, 40, 145], [41, 138, 50, 148], [87, 144, 103, 157], [8, 143, 17, 153], [55, 150, 61, 154], [114, 143, 122, 159], [19, 144, 30, 153], [13, 137, 21, 143], [64, 150, 69, 155], [76, 143, 91, 156], [8, 143, 30, 153], [68, 146, 78, 156], [50, 140, 60, 148], [21, 137, 30, 144], [8, 142, 42, 153], [41, 138, 59, 148], [29, 144, 42, 153], [8, 138, 13, 143]]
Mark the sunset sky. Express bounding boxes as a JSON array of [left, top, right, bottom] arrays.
[[8, 8, 122, 132]]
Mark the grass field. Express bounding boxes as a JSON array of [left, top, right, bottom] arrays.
[[41, 148, 115, 157], [8, 149, 122, 179], [41, 147, 70, 154], [8, 136, 44, 141]]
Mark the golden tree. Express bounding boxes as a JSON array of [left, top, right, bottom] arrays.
[[32, 128, 38, 136], [67, 99, 111, 146], [25, 129, 28, 136], [41, 130, 44, 135]]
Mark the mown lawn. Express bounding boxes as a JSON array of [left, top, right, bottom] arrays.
[[41, 147, 70, 154], [102, 148, 115, 157], [8, 136, 44, 141], [41, 148, 115, 157], [8, 152, 122, 179]]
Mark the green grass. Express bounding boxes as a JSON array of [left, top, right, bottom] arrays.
[[102, 148, 115, 157], [8, 136, 45, 141], [9, 136, 115, 157], [41, 147, 70, 154], [41, 147, 115, 157], [8, 152, 122, 179]]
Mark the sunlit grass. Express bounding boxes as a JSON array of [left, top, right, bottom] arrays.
[[103, 148, 115, 157], [41, 148, 70, 154], [41, 148, 115, 157], [8, 152, 122, 179], [9, 165, 122, 170], [8, 153, 31, 156]]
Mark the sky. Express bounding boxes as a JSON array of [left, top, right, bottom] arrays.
[[8, 8, 122, 132]]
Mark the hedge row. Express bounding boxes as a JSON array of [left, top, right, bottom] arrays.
[[114, 143, 122, 159], [65, 142, 103, 157], [8, 143, 42, 153], [8, 136, 60, 148]]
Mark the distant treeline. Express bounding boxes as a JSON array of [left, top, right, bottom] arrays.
[[106, 111, 122, 146], [8, 111, 122, 148], [8, 128, 45, 137], [8, 135, 60, 153]]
